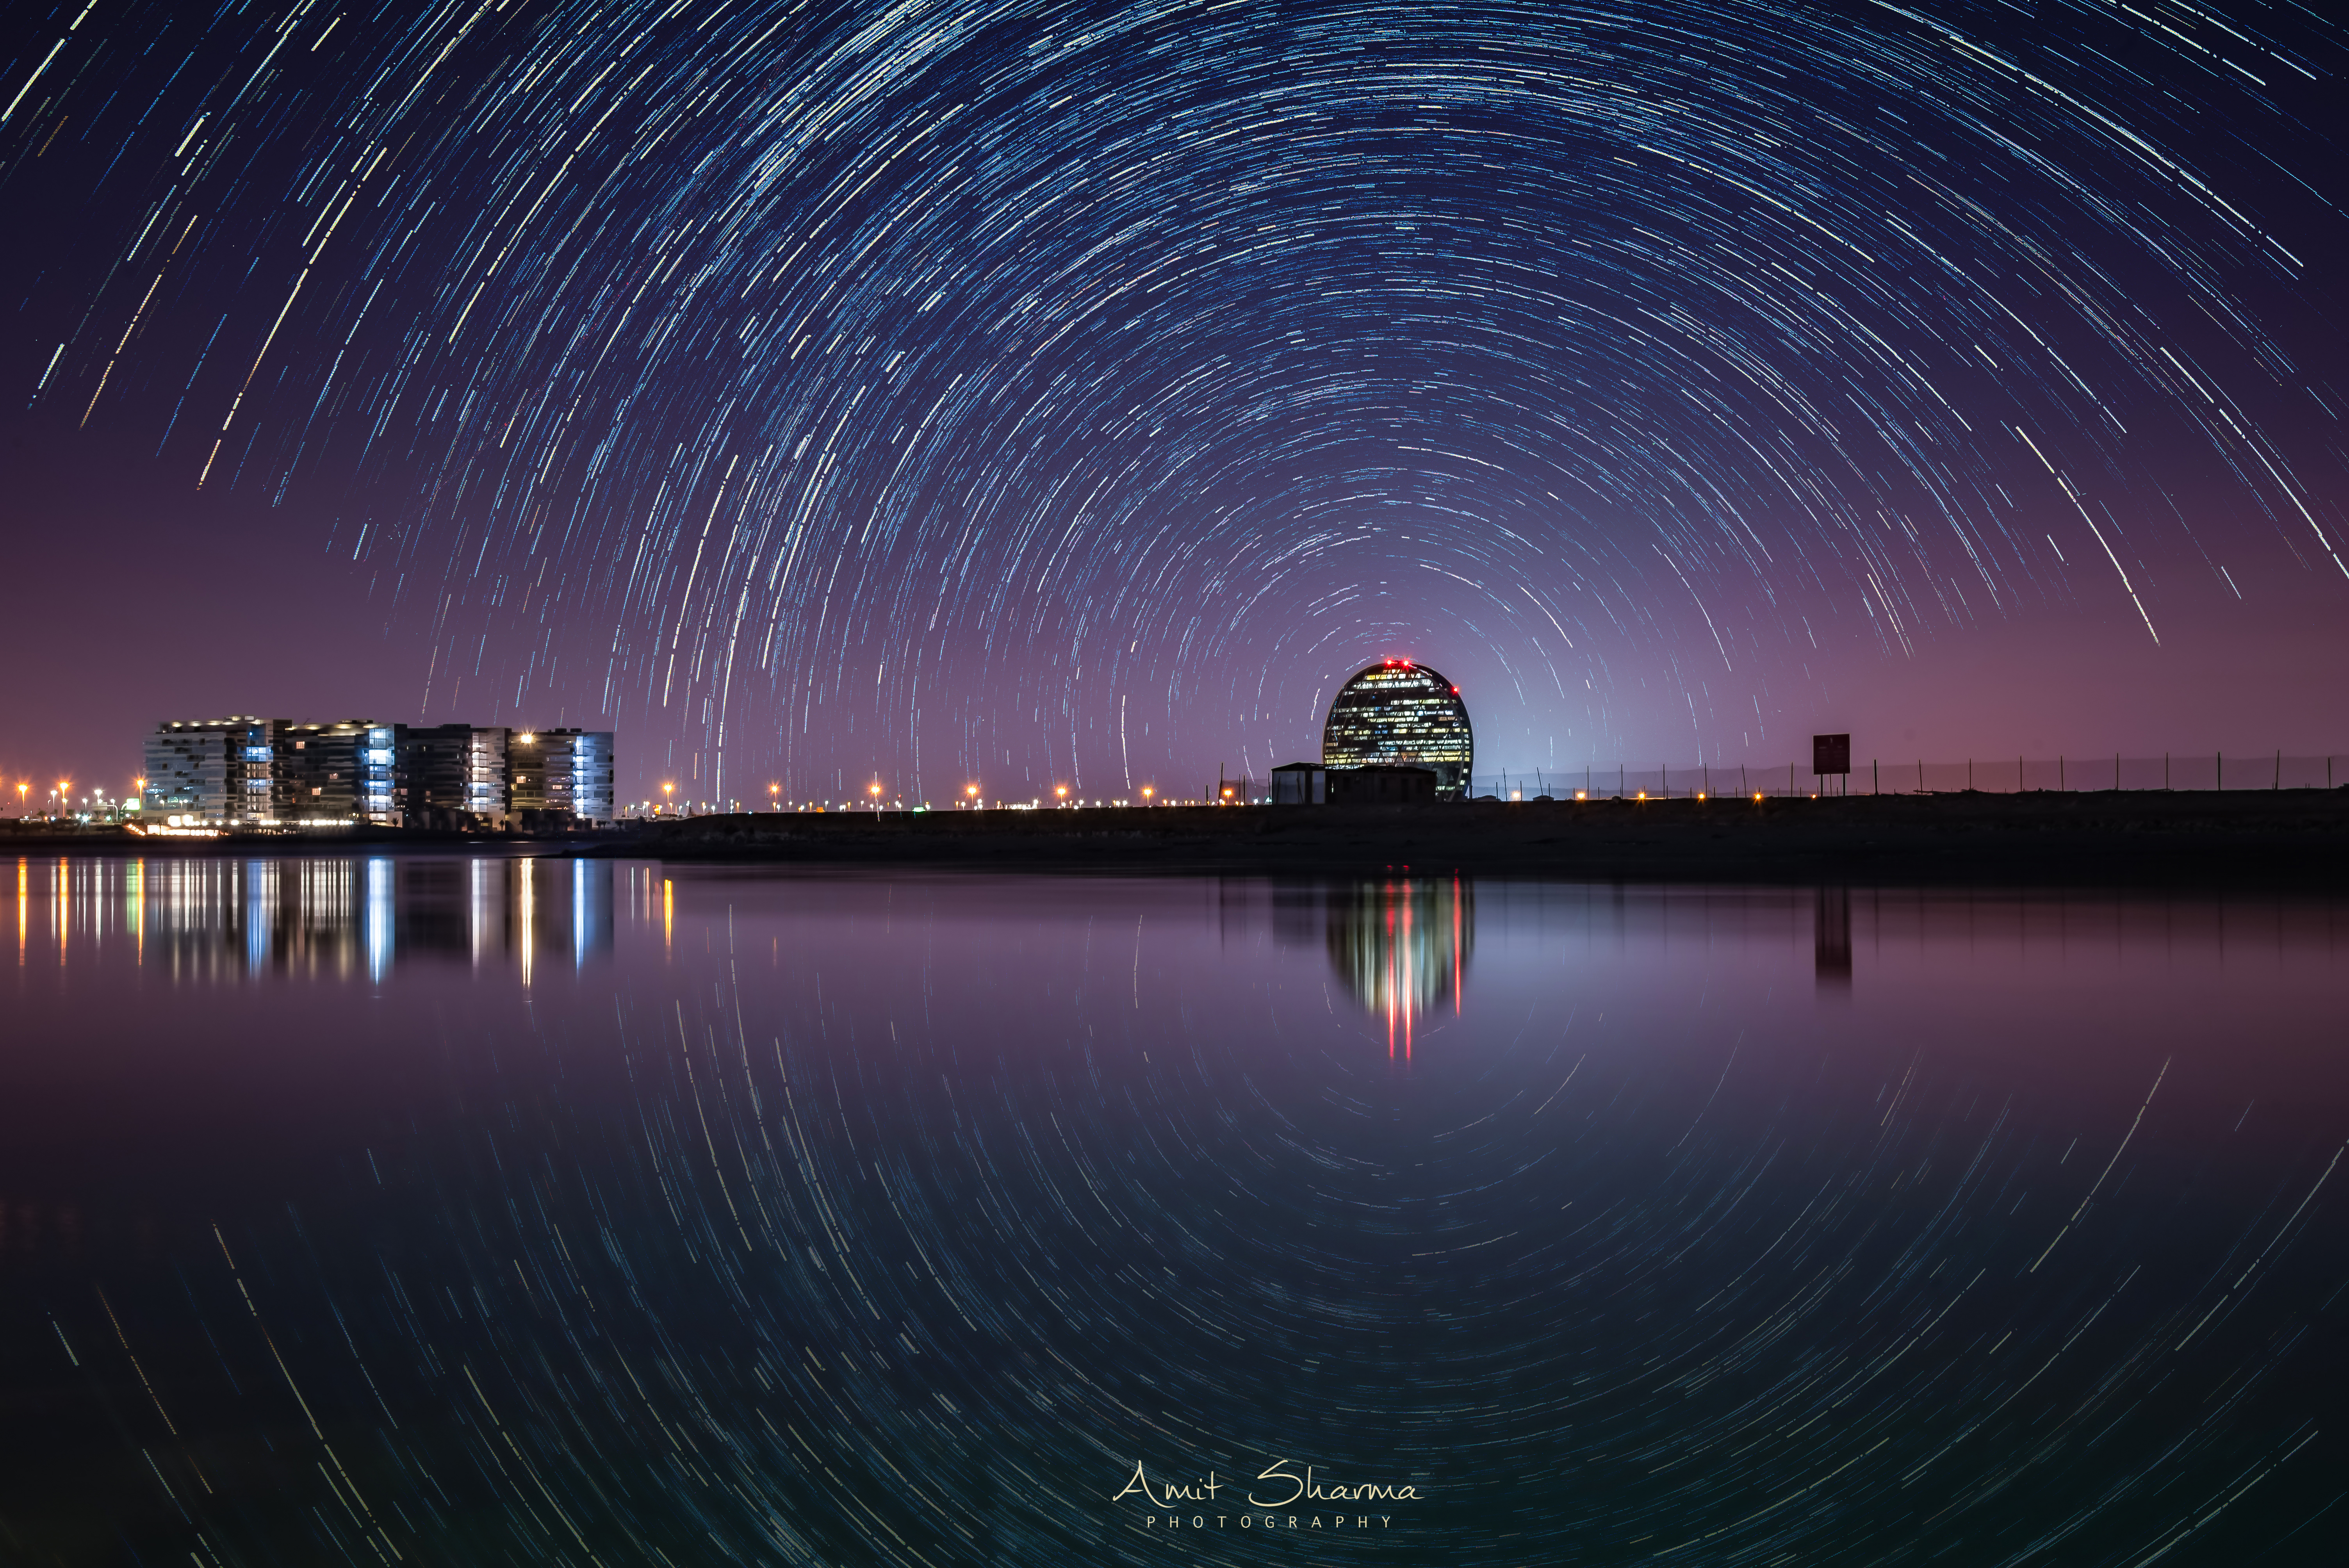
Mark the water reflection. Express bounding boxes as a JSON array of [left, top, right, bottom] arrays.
[[1815, 884, 1853, 986], [1320, 878, 1472, 1055], [8, 853, 611, 981], [4, 870, 2346, 1567], [1217, 877, 1474, 1054]]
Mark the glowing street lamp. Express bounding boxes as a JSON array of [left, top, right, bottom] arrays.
[[661, 782, 674, 814], [965, 783, 980, 808], [768, 782, 780, 810], [1055, 784, 1068, 807], [1140, 786, 1153, 805], [869, 781, 883, 810]]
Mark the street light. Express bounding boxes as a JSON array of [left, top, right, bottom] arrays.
[[966, 783, 980, 808], [869, 781, 883, 810], [1055, 784, 1068, 806], [1141, 786, 1153, 805], [661, 782, 674, 814], [769, 782, 780, 810]]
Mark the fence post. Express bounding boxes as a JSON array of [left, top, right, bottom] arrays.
[[2060, 755, 2066, 791], [2274, 750, 2280, 790], [1873, 759, 1878, 794], [2217, 752, 2222, 792]]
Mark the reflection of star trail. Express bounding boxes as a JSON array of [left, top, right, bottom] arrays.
[[9, 2, 2348, 786], [1325, 877, 1471, 1055], [12, 873, 2349, 1562]]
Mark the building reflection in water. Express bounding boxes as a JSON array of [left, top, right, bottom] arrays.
[[1223, 877, 1474, 1057], [11, 855, 610, 982], [1815, 886, 1853, 989], [1327, 878, 1472, 1056]]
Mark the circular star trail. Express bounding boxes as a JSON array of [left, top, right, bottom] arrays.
[[6, 0, 2345, 790]]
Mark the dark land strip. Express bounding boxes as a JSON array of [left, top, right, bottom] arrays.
[[615, 792, 2349, 888], [12, 792, 2348, 886]]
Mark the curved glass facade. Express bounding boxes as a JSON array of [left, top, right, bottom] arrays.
[[1321, 660, 1474, 799]]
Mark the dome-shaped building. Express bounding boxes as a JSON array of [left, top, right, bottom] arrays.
[[1322, 660, 1474, 800]]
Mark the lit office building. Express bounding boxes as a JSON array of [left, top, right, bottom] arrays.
[[362, 723, 513, 826], [144, 718, 255, 822], [146, 718, 612, 828], [1321, 661, 1474, 800], [466, 727, 513, 819], [508, 729, 615, 823], [271, 721, 372, 822]]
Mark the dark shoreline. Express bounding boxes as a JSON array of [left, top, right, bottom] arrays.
[[624, 791, 2349, 888], [11, 791, 2349, 887]]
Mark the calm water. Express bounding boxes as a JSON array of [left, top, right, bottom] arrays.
[[3, 855, 2345, 1566]]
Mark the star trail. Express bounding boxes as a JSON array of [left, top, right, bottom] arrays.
[[5, 0, 2345, 790]]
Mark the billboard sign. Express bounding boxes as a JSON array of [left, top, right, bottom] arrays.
[[1812, 733, 1852, 775]]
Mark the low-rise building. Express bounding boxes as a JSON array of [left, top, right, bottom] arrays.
[[508, 728, 614, 824], [1269, 762, 1438, 805], [144, 718, 254, 823], [143, 717, 612, 828]]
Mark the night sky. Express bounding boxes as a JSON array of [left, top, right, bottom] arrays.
[[4, 0, 2345, 805]]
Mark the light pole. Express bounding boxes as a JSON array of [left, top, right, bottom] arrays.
[[1055, 784, 1068, 807], [661, 782, 674, 815], [869, 781, 883, 811], [1141, 786, 1153, 807], [966, 783, 980, 809], [769, 782, 780, 811]]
